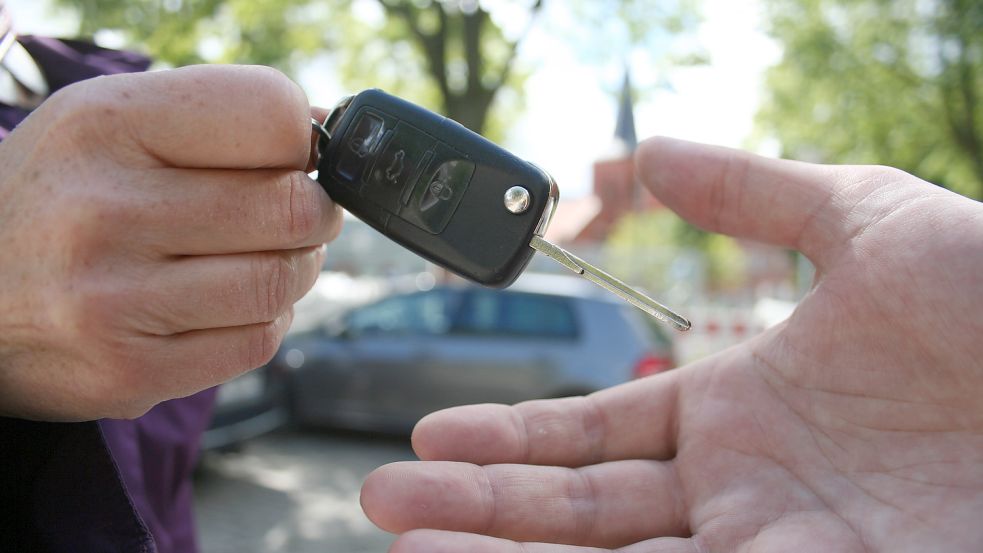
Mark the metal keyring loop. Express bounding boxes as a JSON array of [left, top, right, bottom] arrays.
[[311, 117, 332, 165], [311, 117, 331, 143]]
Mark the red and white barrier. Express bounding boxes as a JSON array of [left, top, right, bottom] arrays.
[[672, 299, 795, 364]]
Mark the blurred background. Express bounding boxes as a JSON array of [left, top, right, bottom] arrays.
[[6, 0, 981, 551]]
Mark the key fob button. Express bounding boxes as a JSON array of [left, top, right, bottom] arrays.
[[363, 121, 434, 212], [400, 142, 475, 234], [334, 111, 386, 182], [419, 160, 471, 212]]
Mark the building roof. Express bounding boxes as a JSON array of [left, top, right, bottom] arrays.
[[544, 195, 602, 244], [613, 70, 637, 152]]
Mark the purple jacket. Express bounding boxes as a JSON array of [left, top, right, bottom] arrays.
[[0, 36, 217, 553]]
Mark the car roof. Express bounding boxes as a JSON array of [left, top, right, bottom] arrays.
[[489, 272, 619, 302]]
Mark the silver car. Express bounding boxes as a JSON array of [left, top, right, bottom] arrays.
[[282, 273, 676, 434]]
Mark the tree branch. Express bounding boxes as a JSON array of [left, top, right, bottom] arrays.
[[462, 6, 485, 95], [492, 0, 544, 91], [378, 0, 450, 101]]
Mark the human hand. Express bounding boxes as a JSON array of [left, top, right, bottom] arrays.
[[361, 137, 983, 552], [0, 65, 341, 421]]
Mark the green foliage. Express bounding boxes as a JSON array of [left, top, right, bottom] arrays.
[[756, 0, 983, 200], [561, 0, 704, 63], [57, 0, 701, 143], [606, 210, 747, 292], [558, 0, 706, 102], [68, 0, 324, 69]]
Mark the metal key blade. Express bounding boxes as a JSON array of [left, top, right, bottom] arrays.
[[530, 236, 691, 331]]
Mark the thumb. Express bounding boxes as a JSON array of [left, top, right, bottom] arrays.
[[635, 137, 854, 270]]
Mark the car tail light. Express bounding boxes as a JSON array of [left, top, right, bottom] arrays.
[[633, 353, 673, 379]]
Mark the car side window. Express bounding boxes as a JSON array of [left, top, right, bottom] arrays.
[[457, 290, 578, 339], [346, 290, 456, 337]]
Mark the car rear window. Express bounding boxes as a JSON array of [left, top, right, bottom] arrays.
[[456, 290, 578, 339]]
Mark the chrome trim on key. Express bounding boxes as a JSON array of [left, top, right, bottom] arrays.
[[531, 167, 559, 238]]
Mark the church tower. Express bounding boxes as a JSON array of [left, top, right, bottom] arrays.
[[569, 70, 661, 243], [612, 70, 638, 154]]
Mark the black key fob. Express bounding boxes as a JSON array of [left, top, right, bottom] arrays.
[[314, 89, 558, 288]]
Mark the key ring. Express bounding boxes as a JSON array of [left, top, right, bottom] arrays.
[[311, 117, 331, 143], [311, 117, 331, 163], [311, 94, 355, 164]]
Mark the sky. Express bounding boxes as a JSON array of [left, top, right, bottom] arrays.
[[504, 0, 782, 198], [7, 0, 782, 199]]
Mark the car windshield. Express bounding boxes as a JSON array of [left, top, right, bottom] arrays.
[[457, 289, 579, 340], [345, 289, 459, 336]]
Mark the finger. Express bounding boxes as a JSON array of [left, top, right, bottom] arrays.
[[361, 460, 688, 548], [114, 308, 295, 413], [155, 309, 295, 396], [392, 530, 611, 553], [412, 369, 686, 466], [134, 247, 324, 335], [133, 168, 341, 254], [635, 137, 860, 268], [65, 65, 312, 170], [391, 530, 698, 553]]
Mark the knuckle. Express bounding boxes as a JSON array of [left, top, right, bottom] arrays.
[[241, 65, 309, 124], [244, 319, 283, 369], [38, 81, 92, 125], [30, 87, 95, 153], [870, 164, 912, 183], [77, 192, 135, 230], [278, 171, 322, 243], [838, 164, 907, 187], [41, 76, 143, 155], [57, 199, 137, 275], [70, 280, 127, 339], [241, 66, 309, 162], [260, 65, 308, 113], [325, 201, 344, 244], [252, 254, 291, 322], [714, 150, 752, 231], [133, 290, 185, 336]]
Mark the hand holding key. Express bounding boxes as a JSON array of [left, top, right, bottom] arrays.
[[361, 138, 983, 552], [0, 65, 342, 421]]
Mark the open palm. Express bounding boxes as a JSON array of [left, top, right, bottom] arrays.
[[361, 137, 983, 552]]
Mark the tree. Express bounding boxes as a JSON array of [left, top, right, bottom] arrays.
[[606, 210, 748, 294], [59, 0, 701, 141], [756, 0, 983, 200]]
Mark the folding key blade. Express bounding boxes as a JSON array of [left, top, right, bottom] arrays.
[[530, 236, 691, 331]]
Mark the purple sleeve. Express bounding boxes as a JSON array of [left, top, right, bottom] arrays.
[[100, 389, 218, 553], [0, 35, 218, 553]]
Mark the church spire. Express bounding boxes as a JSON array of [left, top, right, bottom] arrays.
[[613, 69, 637, 152]]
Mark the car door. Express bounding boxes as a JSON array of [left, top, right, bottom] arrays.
[[339, 288, 463, 422], [411, 289, 583, 410]]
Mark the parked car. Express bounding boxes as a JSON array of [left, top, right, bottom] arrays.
[[279, 273, 676, 434], [201, 363, 289, 451]]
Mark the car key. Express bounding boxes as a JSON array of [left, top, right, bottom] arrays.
[[312, 89, 690, 331]]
